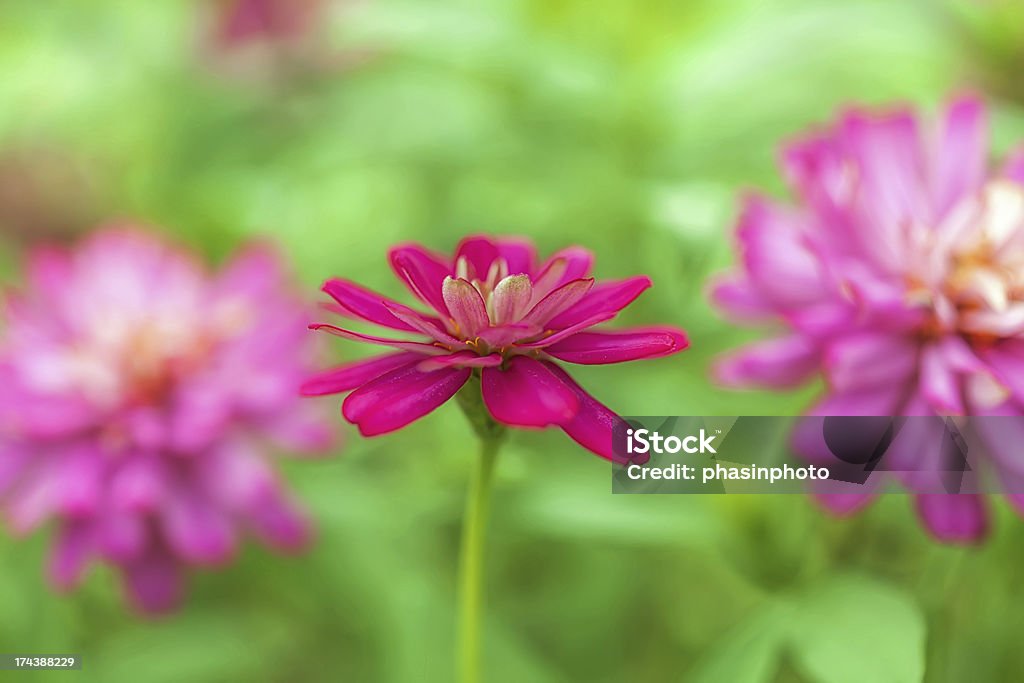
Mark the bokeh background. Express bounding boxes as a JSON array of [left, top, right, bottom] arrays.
[[2, 0, 1023, 681]]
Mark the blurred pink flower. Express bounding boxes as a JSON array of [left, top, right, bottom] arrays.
[[211, 0, 323, 50], [0, 228, 333, 613], [711, 95, 1024, 543], [304, 236, 688, 458], [203, 0, 371, 79]]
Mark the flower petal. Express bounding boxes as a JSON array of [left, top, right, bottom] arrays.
[[521, 278, 594, 326], [382, 301, 462, 345], [162, 493, 236, 565], [531, 247, 594, 299], [978, 339, 1024, 403], [839, 107, 929, 249], [934, 96, 988, 218], [715, 335, 819, 389], [824, 333, 917, 392], [514, 312, 618, 349], [342, 363, 470, 436], [454, 236, 501, 281], [545, 327, 689, 364], [481, 356, 578, 427], [477, 323, 543, 347], [547, 276, 651, 329], [122, 548, 183, 614], [442, 277, 490, 337], [246, 488, 309, 551], [707, 275, 775, 322], [388, 244, 452, 315], [920, 343, 964, 415], [48, 521, 93, 590], [914, 494, 988, 544], [734, 195, 834, 308], [301, 352, 422, 396], [490, 275, 533, 325], [543, 362, 628, 462], [309, 323, 446, 355], [97, 512, 147, 562], [495, 238, 537, 276], [322, 278, 419, 332], [813, 492, 876, 516], [416, 352, 503, 371], [1003, 144, 1024, 185], [110, 456, 168, 513]]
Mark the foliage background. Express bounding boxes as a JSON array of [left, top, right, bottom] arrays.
[[0, 0, 1022, 681]]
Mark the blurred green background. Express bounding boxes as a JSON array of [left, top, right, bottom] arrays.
[[2, 0, 1024, 681]]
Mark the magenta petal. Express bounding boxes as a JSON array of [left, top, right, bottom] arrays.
[[0, 444, 28, 497], [715, 335, 818, 388], [216, 243, 284, 298], [490, 275, 533, 325], [813, 492, 875, 516], [416, 352, 503, 371], [734, 195, 834, 307], [110, 457, 167, 513], [301, 352, 422, 396], [6, 465, 58, 535], [342, 363, 470, 436], [481, 356, 579, 427], [123, 549, 183, 615], [309, 323, 446, 355], [98, 512, 147, 563], [477, 323, 543, 347], [515, 312, 617, 349], [495, 238, 537, 276], [382, 301, 461, 345], [808, 383, 905, 416], [1003, 145, 1024, 185], [547, 276, 651, 329], [389, 244, 452, 315], [247, 488, 309, 551], [521, 278, 594, 326], [162, 494, 236, 565], [839, 107, 928, 236], [707, 275, 774, 322], [26, 247, 72, 304], [48, 521, 93, 590], [934, 96, 988, 218], [824, 333, 917, 392], [920, 344, 963, 415], [442, 277, 490, 337], [531, 247, 594, 298], [546, 327, 689, 364], [322, 278, 419, 332], [57, 447, 104, 517], [914, 494, 988, 544], [543, 362, 626, 461], [454, 236, 501, 281], [981, 340, 1024, 402]]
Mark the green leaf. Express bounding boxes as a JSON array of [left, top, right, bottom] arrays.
[[687, 606, 785, 683], [785, 575, 926, 683]]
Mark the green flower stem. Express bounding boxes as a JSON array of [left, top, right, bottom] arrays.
[[455, 372, 506, 683]]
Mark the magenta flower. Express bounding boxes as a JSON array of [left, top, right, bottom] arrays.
[[711, 95, 1024, 543], [0, 228, 333, 612], [303, 236, 688, 459], [211, 0, 322, 50]]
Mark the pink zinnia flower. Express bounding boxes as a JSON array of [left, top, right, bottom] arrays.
[[0, 228, 333, 612], [711, 96, 1024, 543], [303, 236, 688, 458], [211, 0, 323, 50]]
